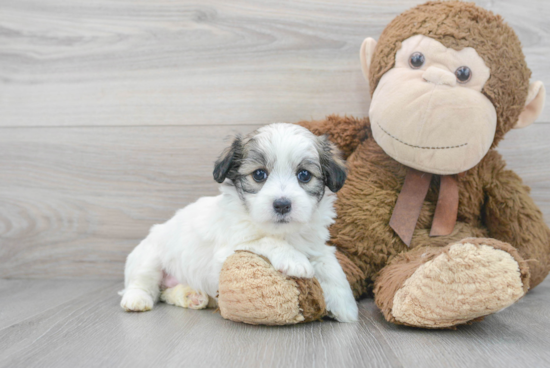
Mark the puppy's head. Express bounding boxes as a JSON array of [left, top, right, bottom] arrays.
[[213, 123, 346, 233]]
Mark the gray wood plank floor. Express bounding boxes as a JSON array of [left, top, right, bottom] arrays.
[[0, 279, 113, 330], [0, 278, 548, 368]]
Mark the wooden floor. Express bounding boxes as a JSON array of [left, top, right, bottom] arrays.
[[0, 278, 549, 368]]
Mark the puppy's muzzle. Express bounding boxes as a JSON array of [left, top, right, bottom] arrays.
[[273, 198, 292, 215]]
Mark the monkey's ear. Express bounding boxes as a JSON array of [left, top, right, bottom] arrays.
[[360, 37, 377, 83], [318, 136, 347, 193], [213, 136, 243, 183], [515, 81, 546, 129]]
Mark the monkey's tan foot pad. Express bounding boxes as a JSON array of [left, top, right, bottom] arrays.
[[377, 238, 530, 329], [217, 251, 326, 325], [161, 284, 209, 310]]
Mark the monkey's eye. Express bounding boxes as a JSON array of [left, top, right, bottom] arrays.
[[297, 170, 312, 183], [455, 66, 472, 83], [408, 52, 425, 69], [252, 169, 268, 182]]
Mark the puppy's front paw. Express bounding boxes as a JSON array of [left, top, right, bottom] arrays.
[[120, 289, 154, 312], [270, 252, 314, 278], [324, 286, 358, 323]]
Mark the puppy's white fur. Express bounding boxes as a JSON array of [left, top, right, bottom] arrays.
[[120, 123, 358, 322]]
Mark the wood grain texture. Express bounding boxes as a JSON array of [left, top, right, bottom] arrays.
[[0, 123, 548, 279], [0, 279, 114, 330], [0, 279, 548, 368], [0, 124, 258, 279], [0, 282, 402, 368], [0, 0, 549, 127]]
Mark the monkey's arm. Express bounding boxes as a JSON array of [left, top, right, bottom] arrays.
[[481, 151, 550, 288], [297, 115, 370, 159]]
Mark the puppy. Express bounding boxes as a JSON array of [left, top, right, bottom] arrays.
[[120, 123, 358, 322]]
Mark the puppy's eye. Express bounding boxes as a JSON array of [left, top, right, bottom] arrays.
[[252, 169, 268, 182], [297, 170, 312, 183], [409, 52, 425, 69], [455, 66, 472, 83]]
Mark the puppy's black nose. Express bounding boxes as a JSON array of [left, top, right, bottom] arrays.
[[273, 198, 292, 215]]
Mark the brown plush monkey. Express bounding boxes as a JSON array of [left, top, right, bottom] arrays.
[[217, 1, 550, 328]]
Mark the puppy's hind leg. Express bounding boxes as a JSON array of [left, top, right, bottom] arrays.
[[160, 285, 211, 310], [120, 238, 163, 312]]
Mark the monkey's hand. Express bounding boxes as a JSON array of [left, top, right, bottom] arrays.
[[218, 251, 327, 325], [482, 151, 550, 289]]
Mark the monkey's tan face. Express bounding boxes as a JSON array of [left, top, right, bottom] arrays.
[[369, 35, 497, 175]]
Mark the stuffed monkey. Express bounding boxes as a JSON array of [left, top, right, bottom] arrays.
[[217, 1, 550, 328]]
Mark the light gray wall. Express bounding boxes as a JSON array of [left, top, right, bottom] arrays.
[[0, 0, 548, 279]]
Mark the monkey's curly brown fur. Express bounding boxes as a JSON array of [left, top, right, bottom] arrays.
[[299, 115, 549, 293]]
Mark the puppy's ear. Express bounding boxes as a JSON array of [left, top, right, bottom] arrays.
[[317, 135, 347, 192], [213, 135, 243, 183]]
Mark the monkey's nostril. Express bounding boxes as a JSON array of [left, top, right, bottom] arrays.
[[273, 198, 292, 215], [422, 66, 456, 87]]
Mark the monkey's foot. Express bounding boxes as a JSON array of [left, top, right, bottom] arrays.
[[374, 238, 530, 329], [161, 284, 210, 310], [217, 251, 326, 325]]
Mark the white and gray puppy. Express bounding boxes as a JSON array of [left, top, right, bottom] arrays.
[[120, 123, 358, 322]]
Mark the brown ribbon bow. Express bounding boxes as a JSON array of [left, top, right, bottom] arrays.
[[389, 167, 459, 246]]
